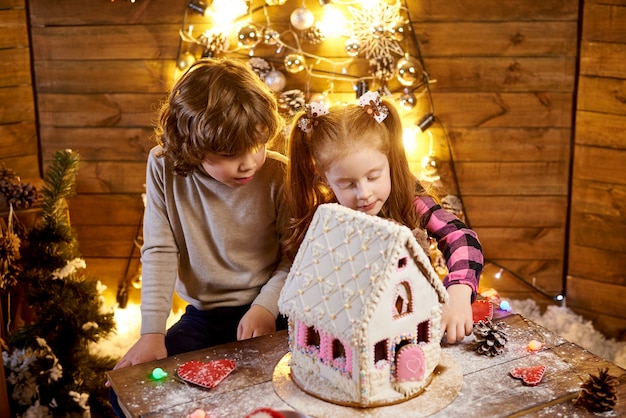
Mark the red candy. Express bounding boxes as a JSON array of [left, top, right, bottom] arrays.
[[176, 359, 236, 389], [510, 365, 546, 386], [245, 408, 285, 418], [472, 300, 494, 324]]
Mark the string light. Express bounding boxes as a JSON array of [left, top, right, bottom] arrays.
[[150, 367, 168, 380], [176, 1, 432, 107], [527, 340, 543, 351]]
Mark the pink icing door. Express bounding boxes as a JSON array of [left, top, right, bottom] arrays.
[[396, 344, 425, 383]]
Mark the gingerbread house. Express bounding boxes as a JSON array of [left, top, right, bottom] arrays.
[[278, 203, 449, 407]]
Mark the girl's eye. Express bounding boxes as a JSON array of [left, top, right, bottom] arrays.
[[367, 171, 381, 181]]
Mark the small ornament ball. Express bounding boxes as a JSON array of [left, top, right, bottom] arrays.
[[309, 93, 330, 107], [389, 20, 407, 41], [399, 89, 417, 110], [290, 7, 315, 30], [237, 24, 260, 49], [345, 39, 360, 57], [263, 28, 280, 45], [397, 55, 424, 87], [265, 70, 286, 92], [284, 53, 306, 74], [370, 22, 386, 39], [177, 52, 196, 71]]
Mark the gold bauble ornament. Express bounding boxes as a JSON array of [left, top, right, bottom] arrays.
[[284, 53, 306, 74], [237, 24, 260, 49]]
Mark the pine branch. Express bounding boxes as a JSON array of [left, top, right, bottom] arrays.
[[40, 149, 81, 228]]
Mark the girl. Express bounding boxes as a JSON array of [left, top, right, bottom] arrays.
[[284, 91, 483, 343]]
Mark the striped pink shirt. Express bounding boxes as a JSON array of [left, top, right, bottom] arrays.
[[414, 195, 483, 301]]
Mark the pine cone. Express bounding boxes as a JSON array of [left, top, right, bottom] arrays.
[[0, 164, 39, 209], [278, 89, 306, 116], [473, 318, 508, 356], [302, 24, 325, 44], [575, 368, 618, 412], [248, 57, 270, 81]]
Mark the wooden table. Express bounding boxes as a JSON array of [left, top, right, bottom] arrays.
[[107, 310, 626, 417]]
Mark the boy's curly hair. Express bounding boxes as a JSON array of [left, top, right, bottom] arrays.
[[155, 57, 284, 176]]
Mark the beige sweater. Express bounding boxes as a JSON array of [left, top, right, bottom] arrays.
[[140, 146, 290, 335]]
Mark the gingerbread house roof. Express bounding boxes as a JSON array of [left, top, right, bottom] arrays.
[[279, 203, 448, 340]]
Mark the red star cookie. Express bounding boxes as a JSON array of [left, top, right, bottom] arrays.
[[177, 359, 236, 389], [510, 365, 546, 386]]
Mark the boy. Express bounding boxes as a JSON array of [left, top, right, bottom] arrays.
[[109, 58, 288, 412]]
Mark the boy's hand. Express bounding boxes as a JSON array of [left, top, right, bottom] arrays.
[[237, 304, 276, 340], [440, 284, 474, 344], [106, 333, 167, 387]]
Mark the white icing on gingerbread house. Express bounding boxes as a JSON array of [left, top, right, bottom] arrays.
[[278, 203, 449, 406]]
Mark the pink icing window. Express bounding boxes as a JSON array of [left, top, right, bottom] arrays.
[[331, 338, 352, 373], [306, 326, 321, 349]]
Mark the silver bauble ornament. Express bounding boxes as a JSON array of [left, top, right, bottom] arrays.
[[290, 7, 315, 30], [345, 39, 360, 57], [284, 53, 306, 74], [309, 93, 330, 107], [237, 24, 260, 49], [265, 70, 286, 92], [399, 88, 417, 110], [396, 55, 424, 87]]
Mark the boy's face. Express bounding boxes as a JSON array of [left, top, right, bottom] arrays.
[[201, 145, 267, 188], [323, 148, 391, 216]]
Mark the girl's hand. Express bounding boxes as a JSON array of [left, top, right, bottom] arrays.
[[440, 284, 474, 343]]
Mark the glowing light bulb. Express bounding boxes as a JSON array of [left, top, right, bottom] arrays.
[[494, 268, 503, 279], [150, 367, 168, 380], [402, 127, 418, 157], [318, 4, 347, 38], [499, 300, 511, 311], [527, 340, 543, 351]]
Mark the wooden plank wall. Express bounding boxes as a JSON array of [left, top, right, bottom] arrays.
[[0, 0, 624, 337], [0, 0, 39, 182], [25, 0, 188, 305], [412, 0, 579, 300], [567, 0, 626, 338]]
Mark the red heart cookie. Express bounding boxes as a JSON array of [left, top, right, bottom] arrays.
[[510, 365, 546, 386], [177, 359, 236, 389]]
